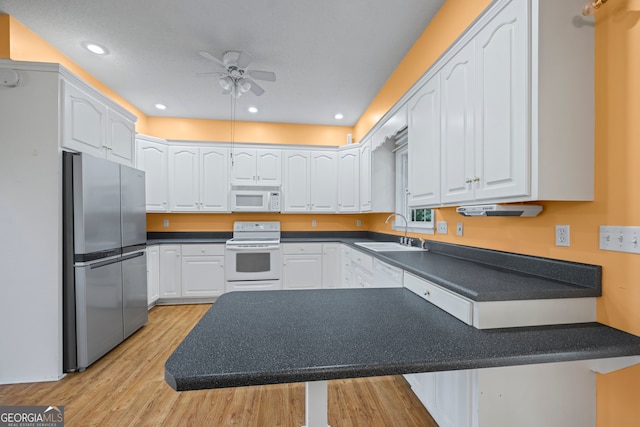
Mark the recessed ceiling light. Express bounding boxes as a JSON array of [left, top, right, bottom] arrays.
[[248, 106, 258, 114], [81, 41, 109, 55], [155, 103, 167, 110], [334, 113, 344, 120]]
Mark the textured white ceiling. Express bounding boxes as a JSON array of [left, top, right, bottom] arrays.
[[0, 0, 445, 125]]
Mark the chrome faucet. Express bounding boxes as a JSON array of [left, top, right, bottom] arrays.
[[385, 213, 410, 245]]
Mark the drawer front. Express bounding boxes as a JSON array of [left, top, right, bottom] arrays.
[[282, 243, 323, 255], [349, 248, 373, 271], [374, 259, 403, 283], [181, 244, 225, 256], [404, 272, 473, 325]]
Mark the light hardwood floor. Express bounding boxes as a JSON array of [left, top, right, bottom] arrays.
[[0, 304, 438, 426]]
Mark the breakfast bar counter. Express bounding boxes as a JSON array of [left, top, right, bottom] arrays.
[[165, 288, 640, 426]]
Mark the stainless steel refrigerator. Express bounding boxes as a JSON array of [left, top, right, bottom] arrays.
[[63, 152, 148, 372]]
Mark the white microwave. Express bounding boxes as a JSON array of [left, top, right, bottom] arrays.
[[230, 188, 281, 212]]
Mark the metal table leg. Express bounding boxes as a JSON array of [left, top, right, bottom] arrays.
[[302, 380, 330, 427]]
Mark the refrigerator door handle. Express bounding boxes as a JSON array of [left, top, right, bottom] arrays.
[[89, 256, 124, 269], [120, 251, 145, 262]]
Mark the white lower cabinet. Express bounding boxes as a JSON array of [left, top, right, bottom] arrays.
[[340, 245, 374, 288], [321, 243, 341, 288], [159, 245, 181, 299], [282, 243, 323, 290], [405, 370, 472, 427], [407, 360, 598, 427], [146, 245, 160, 307], [181, 245, 225, 298], [158, 244, 225, 302]]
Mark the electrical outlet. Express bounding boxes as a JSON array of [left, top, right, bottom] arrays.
[[437, 221, 448, 235], [456, 222, 464, 236], [555, 225, 570, 247], [311, 219, 317, 227], [163, 219, 169, 227], [356, 219, 362, 227]]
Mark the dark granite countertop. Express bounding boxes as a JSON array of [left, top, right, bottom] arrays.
[[148, 231, 601, 302], [165, 288, 640, 391]]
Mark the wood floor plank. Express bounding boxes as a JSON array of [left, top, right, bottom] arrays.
[[0, 304, 438, 426]]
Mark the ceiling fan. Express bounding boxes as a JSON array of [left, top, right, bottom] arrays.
[[199, 51, 276, 98]]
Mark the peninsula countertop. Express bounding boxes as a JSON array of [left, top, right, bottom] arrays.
[[165, 288, 640, 391]]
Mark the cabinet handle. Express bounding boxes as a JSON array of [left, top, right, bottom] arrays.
[[473, 177, 481, 182], [465, 178, 473, 184], [423, 290, 431, 296]]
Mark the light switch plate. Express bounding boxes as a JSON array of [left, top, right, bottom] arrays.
[[437, 221, 448, 234], [600, 226, 640, 254]]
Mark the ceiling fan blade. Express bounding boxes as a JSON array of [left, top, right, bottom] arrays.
[[196, 71, 227, 77], [246, 70, 276, 82], [236, 51, 253, 69], [249, 81, 265, 96], [199, 51, 226, 69]]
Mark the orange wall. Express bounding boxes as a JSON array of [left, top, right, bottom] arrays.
[[147, 213, 369, 232], [144, 117, 351, 146], [352, 0, 491, 142]]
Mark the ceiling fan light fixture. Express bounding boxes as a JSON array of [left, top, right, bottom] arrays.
[[239, 78, 252, 93], [219, 76, 233, 91]]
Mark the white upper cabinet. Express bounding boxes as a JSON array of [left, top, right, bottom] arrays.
[[472, 0, 528, 202], [405, 0, 593, 207], [135, 135, 169, 212], [169, 146, 200, 212], [200, 147, 230, 211], [231, 148, 281, 186], [168, 145, 229, 212], [337, 145, 360, 212], [106, 108, 135, 165], [440, 41, 477, 205], [62, 81, 107, 158], [408, 74, 441, 207], [359, 141, 372, 212], [310, 151, 338, 212], [61, 79, 136, 166], [283, 150, 311, 212], [283, 150, 338, 212]]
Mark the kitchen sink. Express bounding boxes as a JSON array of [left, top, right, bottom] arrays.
[[354, 241, 426, 252]]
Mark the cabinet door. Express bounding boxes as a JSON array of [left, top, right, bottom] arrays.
[[106, 108, 135, 166], [168, 147, 200, 211], [159, 245, 181, 298], [408, 75, 441, 207], [136, 139, 169, 212], [282, 254, 323, 290], [256, 149, 282, 185], [353, 265, 373, 288], [310, 151, 338, 212], [474, 0, 528, 201], [322, 243, 341, 288], [337, 147, 360, 212], [230, 148, 257, 185], [283, 150, 311, 212], [146, 245, 160, 306], [200, 147, 229, 212], [359, 141, 372, 211], [62, 81, 107, 158], [181, 255, 225, 297], [432, 371, 472, 427], [441, 42, 476, 204]]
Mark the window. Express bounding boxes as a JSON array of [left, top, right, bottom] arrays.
[[394, 132, 435, 233]]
